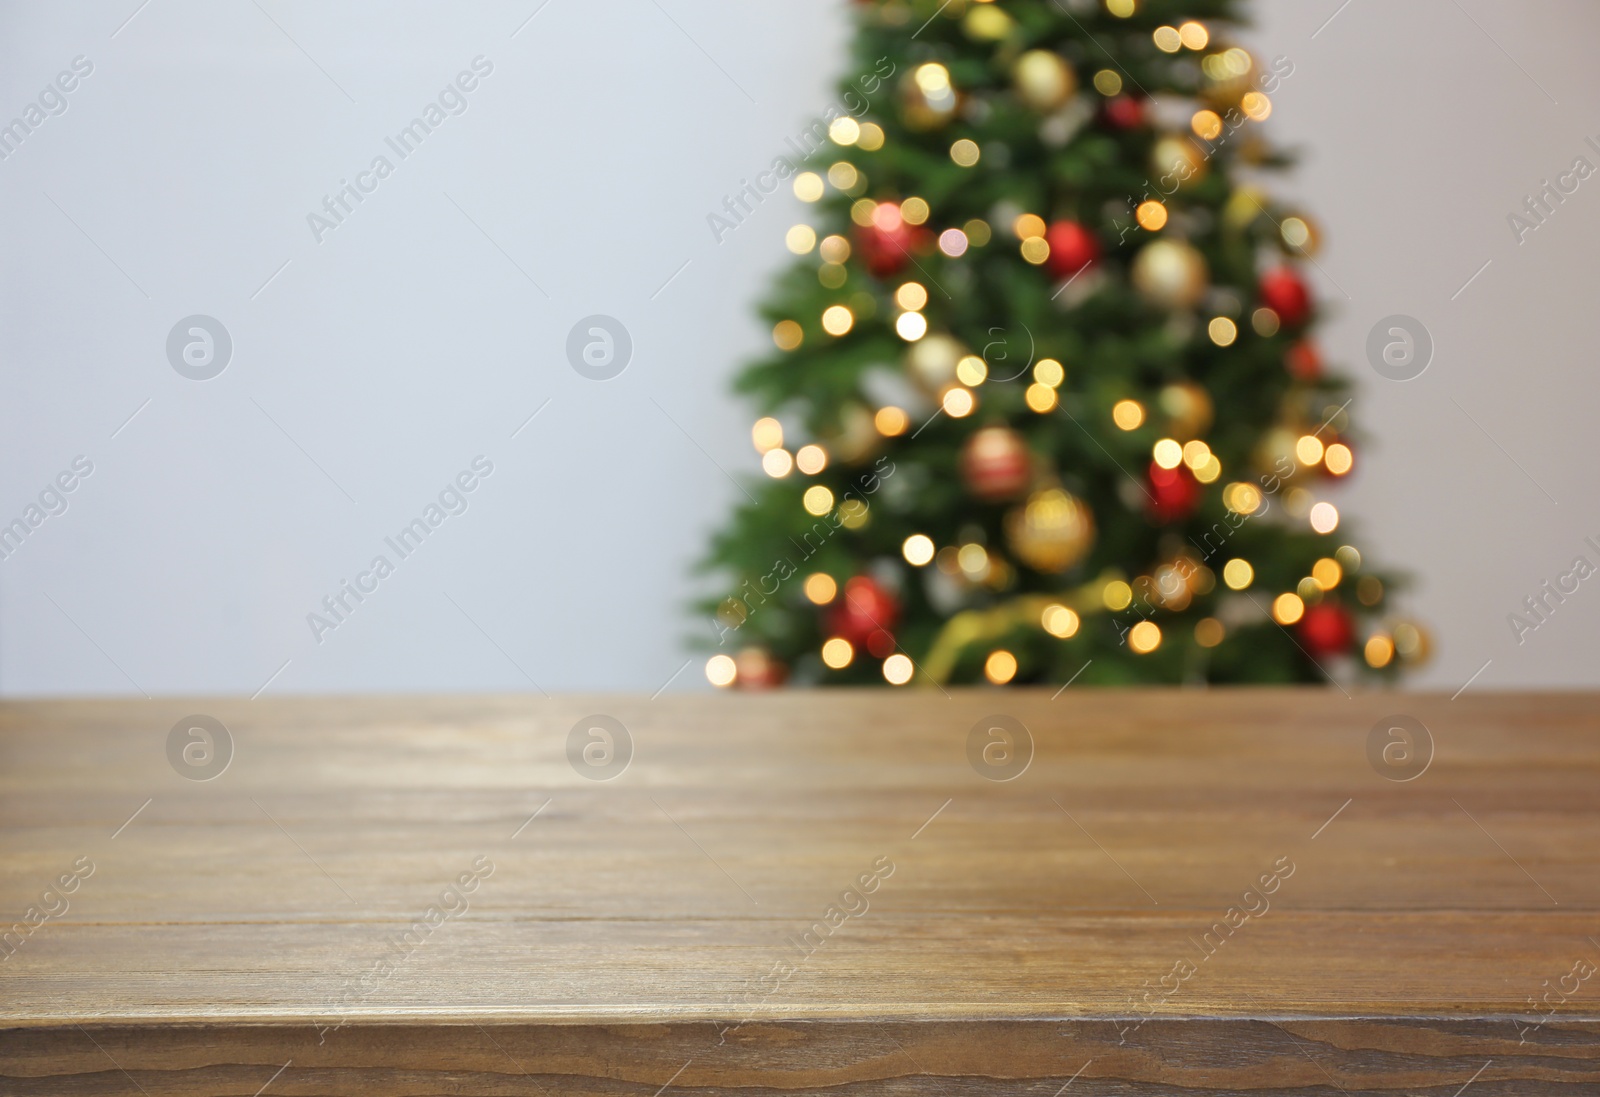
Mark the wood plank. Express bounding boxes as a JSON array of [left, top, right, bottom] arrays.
[[3, 691, 1599, 1093]]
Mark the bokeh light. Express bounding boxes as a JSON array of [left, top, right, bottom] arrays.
[[1043, 604, 1080, 638], [1128, 621, 1161, 654], [1112, 399, 1145, 430], [883, 653, 914, 685], [804, 573, 837, 604], [984, 649, 1018, 684], [902, 534, 935, 566], [821, 637, 854, 669], [761, 448, 793, 478], [751, 417, 783, 453], [705, 655, 737, 687]]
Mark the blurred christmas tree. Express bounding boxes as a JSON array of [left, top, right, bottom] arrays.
[[696, 0, 1427, 688]]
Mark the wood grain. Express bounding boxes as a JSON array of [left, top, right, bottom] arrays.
[[2, 690, 1598, 1094]]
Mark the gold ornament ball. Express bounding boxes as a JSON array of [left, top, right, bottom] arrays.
[[824, 402, 880, 464], [1390, 619, 1433, 667], [1279, 214, 1321, 256], [901, 70, 958, 131], [963, 3, 1014, 41], [961, 425, 1033, 502], [1131, 239, 1209, 309], [733, 646, 787, 690], [875, 1, 912, 27], [1223, 186, 1268, 230], [1202, 46, 1258, 109], [1150, 134, 1208, 189], [1158, 381, 1214, 441], [1253, 426, 1299, 476], [1005, 486, 1095, 574], [1013, 50, 1076, 111], [906, 334, 966, 393]]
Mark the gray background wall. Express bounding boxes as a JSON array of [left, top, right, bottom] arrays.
[[1, 0, 1594, 696]]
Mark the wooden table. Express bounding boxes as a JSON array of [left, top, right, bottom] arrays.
[[2, 691, 1597, 1095]]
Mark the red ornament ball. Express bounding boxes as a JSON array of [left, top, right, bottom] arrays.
[[853, 206, 928, 278], [960, 426, 1032, 502], [1101, 94, 1145, 130], [1259, 267, 1312, 326], [828, 576, 901, 649], [734, 647, 787, 690], [1045, 220, 1099, 278], [854, 222, 912, 277], [1285, 339, 1321, 382], [1146, 460, 1200, 523], [1297, 603, 1355, 658]]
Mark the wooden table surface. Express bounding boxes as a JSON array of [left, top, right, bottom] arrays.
[[2, 691, 1597, 1095]]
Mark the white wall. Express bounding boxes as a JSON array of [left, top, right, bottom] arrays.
[[1250, 0, 1600, 690], [1, 0, 1595, 696]]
